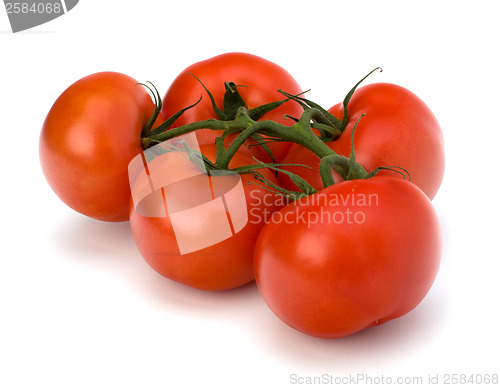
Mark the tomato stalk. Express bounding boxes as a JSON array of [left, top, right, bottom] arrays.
[[143, 105, 350, 177], [140, 70, 384, 190], [318, 115, 369, 187]]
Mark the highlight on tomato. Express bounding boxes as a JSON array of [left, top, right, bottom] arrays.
[[254, 176, 442, 338]]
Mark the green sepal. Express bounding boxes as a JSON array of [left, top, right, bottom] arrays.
[[340, 67, 382, 131], [222, 82, 248, 120], [243, 167, 312, 202], [277, 89, 310, 111], [365, 166, 411, 180], [146, 94, 203, 138], [138, 81, 163, 137], [248, 97, 291, 121], [188, 72, 227, 120], [185, 146, 209, 173], [346, 114, 366, 180], [248, 133, 276, 163], [233, 158, 318, 196], [246, 174, 310, 202], [147, 139, 214, 174], [278, 89, 341, 129]]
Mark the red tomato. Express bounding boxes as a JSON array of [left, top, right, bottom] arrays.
[[254, 177, 442, 338], [279, 83, 445, 199], [129, 145, 283, 291], [39, 72, 160, 222], [161, 52, 303, 162]]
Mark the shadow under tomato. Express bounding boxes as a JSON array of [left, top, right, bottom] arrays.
[[137, 270, 262, 314], [250, 284, 449, 371], [49, 213, 263, 315]]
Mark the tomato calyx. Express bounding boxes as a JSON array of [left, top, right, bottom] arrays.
[[277, 89, 343, 141], [136, 81, 163, 138], [318, 114, 368, 187], [318, 113, 411, 189]]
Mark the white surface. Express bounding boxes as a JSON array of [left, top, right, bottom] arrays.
[[1, 1, 499, 387]]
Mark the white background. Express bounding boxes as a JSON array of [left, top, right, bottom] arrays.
[[1, 1, 499, 387]]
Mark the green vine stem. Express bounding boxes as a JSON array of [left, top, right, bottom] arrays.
[[319, 155, 349, 187], [140, 68, 383, 186], [143, 106, 353, 179], [318, 115, 369, 187]]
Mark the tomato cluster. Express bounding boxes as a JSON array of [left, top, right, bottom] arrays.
[[39, 52, 444, 338]]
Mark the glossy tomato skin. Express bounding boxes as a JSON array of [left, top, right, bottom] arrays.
[[279, 83, 445, 199], [40, 72, 157, 222], [254, 177, 441, 338], [161, 52, 303, 162], [129, 146, 283, 291]]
